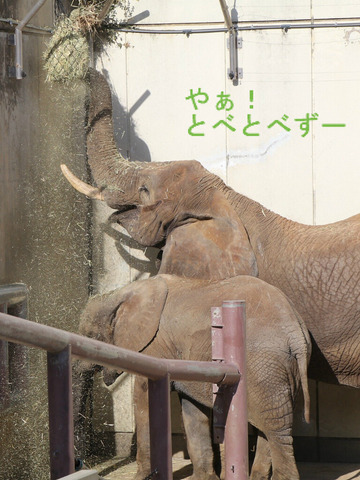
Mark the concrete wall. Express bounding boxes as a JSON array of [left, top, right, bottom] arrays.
[[2, 0, 358, 471], [0, 1, 90, 478], [93, 0, 360, 462]]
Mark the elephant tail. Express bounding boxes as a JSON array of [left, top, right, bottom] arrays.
[[297, 347, 311, 424], [291, 306, 311, 424], [285, 296, 312, 424]]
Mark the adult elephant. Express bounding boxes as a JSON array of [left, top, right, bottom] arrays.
[[62, 69, 360, 389]]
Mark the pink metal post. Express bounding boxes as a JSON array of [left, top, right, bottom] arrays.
[[222, 300, 248, 480], [0, 302, 9, 408], [148, 374, 172, 480], [0, 310, 242, 480], [211, 306, 225, 443], [47, 345, 75, 480]]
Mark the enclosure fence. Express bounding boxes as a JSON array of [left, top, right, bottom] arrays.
[[0, 298, 247, 480]]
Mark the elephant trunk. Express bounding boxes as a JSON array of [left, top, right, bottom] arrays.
[[86, 69, 139, 205], [72, 360, 98, 458]]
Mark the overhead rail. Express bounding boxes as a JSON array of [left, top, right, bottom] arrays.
[[0, 17, 52, 33], [15, 0, 49, 78], [110, 19, 360, 34], [218, 0, 241, 82], [0, 300, 247, 480]]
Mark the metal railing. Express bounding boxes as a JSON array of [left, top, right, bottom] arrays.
[[0, 301, 247, 480], [0, 284, 28, 410]]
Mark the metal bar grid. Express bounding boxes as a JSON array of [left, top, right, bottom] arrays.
[[0, 300, 246, 480], [0, 311, 239, 384], [0, 284, 28, 409]]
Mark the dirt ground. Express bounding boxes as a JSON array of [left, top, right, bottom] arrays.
[[93, 455, 360, 480]]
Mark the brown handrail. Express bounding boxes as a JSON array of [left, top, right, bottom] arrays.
[[0, 303, 246, 480], [0, 311, 239, 384]]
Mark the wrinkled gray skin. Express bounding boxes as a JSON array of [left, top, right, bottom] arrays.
[[63, 70, 360, 391], [74, 274, 311, 480]]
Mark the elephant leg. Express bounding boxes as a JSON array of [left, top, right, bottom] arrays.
[[180, 396, 219, 480], [133, 376, 152, 480], [72, 361, 97, 458], [249, 432, 272, 480], [267, 433, 299, 480]]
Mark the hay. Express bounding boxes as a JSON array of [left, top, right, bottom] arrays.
[[43, 1, 131, 83], [43, 7, 98, 83]]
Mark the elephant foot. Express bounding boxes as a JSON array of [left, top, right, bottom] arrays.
[[185, 473, 219, 480], [132, 467, 152, 480], [250, 472, 271, 480]]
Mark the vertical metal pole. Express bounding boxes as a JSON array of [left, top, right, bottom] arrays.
[[0, 303, 9, 408], [47, 345, 74, 480], [10, 299, 29, 396], [15, 0, 48, 79], [148, 374, 172, 480], [211, 306, 225, 443], [222, 301, 248, 480]]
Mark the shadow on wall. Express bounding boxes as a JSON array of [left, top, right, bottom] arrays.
[[103, 69, 152, 163], [102, 222, 160, 279], [89, 69, 158, 279]]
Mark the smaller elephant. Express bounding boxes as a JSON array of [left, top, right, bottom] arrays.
[[74, 274, 311, 480]]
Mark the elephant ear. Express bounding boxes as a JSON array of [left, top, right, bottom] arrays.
[[111, 276, 168, 352]]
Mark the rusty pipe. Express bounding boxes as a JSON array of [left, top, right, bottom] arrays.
[[0, 312, 240, 385], [15, 0, 48, 79], [218, 0, 234, 32], [222, 300, 248, 480]]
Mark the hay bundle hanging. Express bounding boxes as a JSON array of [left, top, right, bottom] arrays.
[[43, 1, 132, 82], [43, 0, 121, 83], [43, 7, 97, 83]]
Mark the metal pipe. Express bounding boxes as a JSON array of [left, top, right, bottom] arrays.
[[112, 20, 360, 35], [96, 0, 116, 23], [0, 283, 28, 305], [0, 304, 9, 409], [212, 306, 226, 444], [0, 312, 240, 385], [15, 0, 48, 79], [47, 345, 75, 480], [0, 17, 52, 33], [148, 374, 172, 480], [218, 0, 233, 32], [222, 301, 248, 480], [0, 284, 28, 407], [238, 20, 360, 31], [109, 26, 229, 34]]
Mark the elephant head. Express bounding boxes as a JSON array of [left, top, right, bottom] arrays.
[[72, 276, 168, 457], [61, 69, 257, 277], [78, 275, 168, 352]]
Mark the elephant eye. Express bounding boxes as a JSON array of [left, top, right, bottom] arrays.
[[139, 185, 150, 203]]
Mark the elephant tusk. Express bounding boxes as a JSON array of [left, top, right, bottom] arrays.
[[61, 164, 104, 201]]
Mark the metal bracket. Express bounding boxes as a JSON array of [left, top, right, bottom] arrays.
[[7, 34, 22, 78], [227, 36, 243, 49], [7, 33, 16, 46], [227, 67, 243, 81], [227, 33, 243, 81], [219, 0, 243, 83], [8, 67, 17, 78], [9, 0, 48, 79]]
